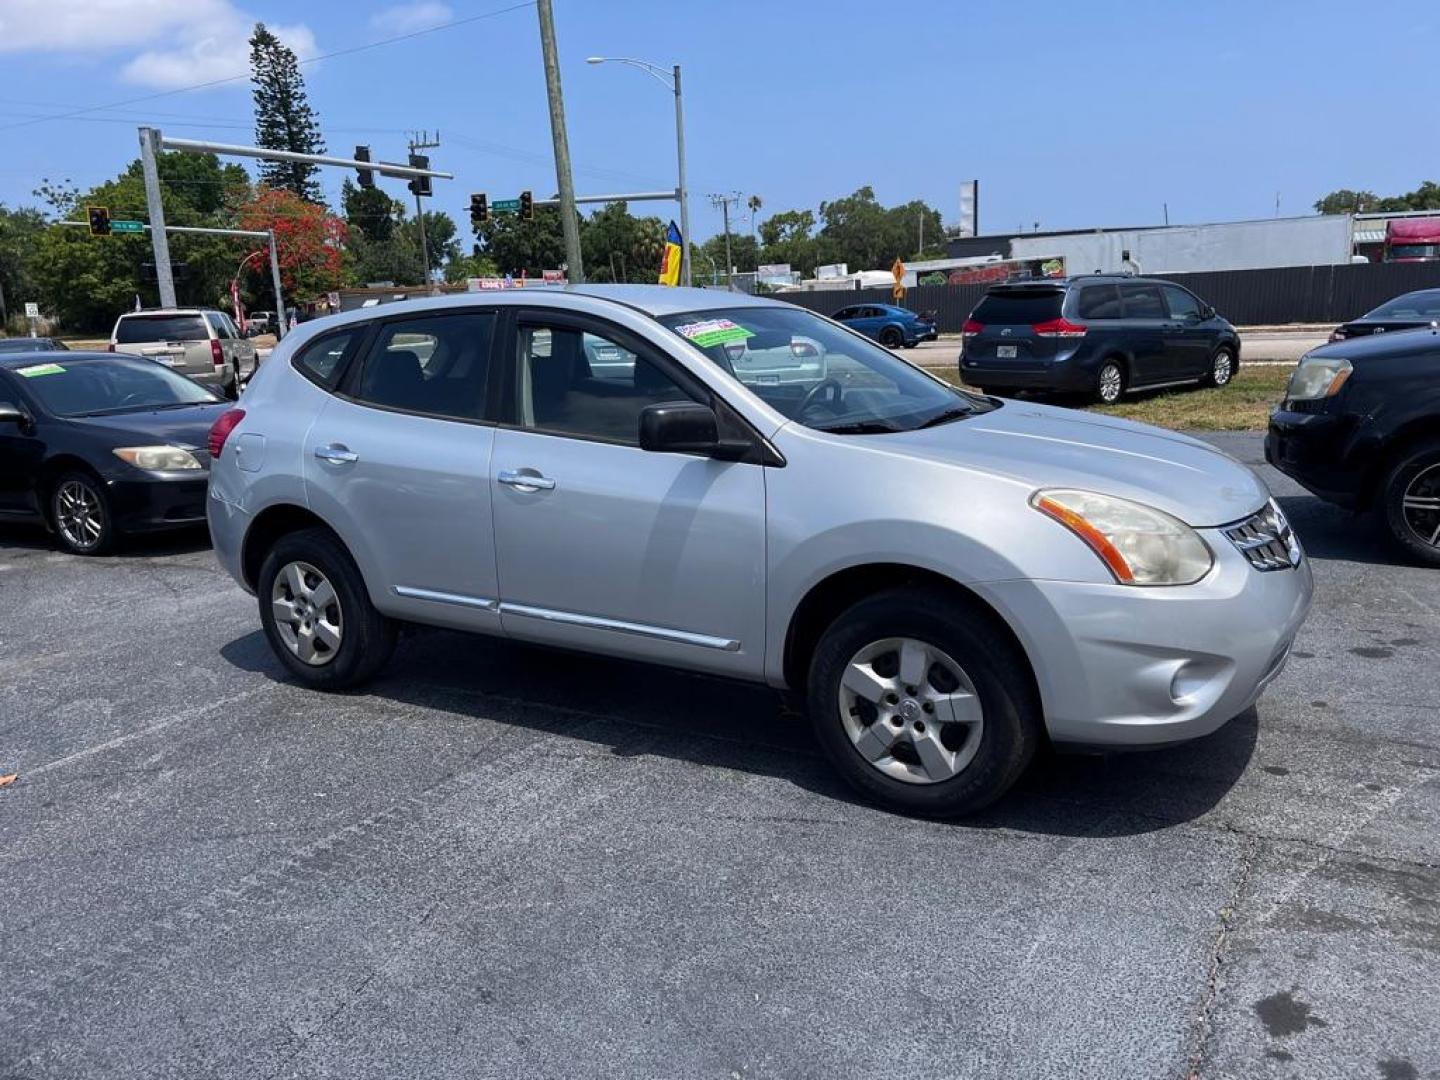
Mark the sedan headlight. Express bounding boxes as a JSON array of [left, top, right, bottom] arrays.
[[1032, 489, 1213, 586], [113, 445, 203, 471], [1285, 355, 1352, 402]]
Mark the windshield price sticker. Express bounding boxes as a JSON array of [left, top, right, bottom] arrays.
[[15, 363, 65, 378], [674, 318, 755, 348]]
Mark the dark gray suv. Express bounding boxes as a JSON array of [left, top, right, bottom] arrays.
[[959, 276, 1240, 403]]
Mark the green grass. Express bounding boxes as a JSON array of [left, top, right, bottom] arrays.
[[936, 365, 1292, 432]]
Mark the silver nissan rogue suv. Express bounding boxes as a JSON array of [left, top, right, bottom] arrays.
[[207, 286, 1312, 817]]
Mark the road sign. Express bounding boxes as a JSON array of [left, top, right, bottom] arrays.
[[24, 302, 39, 318], [111, 220, 145, 234], [492, 198, 521, 214]]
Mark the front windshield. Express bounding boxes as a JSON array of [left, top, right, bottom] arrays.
[[1367, 291, 1440, 320], [12, 357, 219, 417], [659, 306, 990, 433]]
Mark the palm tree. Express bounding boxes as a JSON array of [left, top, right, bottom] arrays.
[[747, 194, 763, 242]]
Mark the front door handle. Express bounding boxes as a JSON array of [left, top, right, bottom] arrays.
[[314, 444, 359, 465], [498, 469, 556, 492]]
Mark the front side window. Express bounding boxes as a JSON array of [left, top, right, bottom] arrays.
[[833, 307, 858, 321], [515, 323, 692, 445], [1162, 286, 1203, 320], [353, 312, 495, 420], [1120, 284, 1166, 319], [10, 357, 219, 417], [660, 306, 990, 435]]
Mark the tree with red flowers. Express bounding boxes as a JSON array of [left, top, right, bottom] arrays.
[[237, 186, 346, 300]]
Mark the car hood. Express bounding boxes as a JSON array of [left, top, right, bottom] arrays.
[[882, 400, 1267, 527], [68, 402, 229, 451]]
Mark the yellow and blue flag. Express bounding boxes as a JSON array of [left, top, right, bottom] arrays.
[[658, 220, 682, 286]]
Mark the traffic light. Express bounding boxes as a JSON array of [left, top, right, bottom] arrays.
[[354, 146, 375, 189], [407, 153, 432, 198], [87, 206, 111, 236], [519, 190, 533, 221], [469, 193, 489, 228]]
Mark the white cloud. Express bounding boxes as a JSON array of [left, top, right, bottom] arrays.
[[0, 0, 317, 91], [369, 1, 451, 35]]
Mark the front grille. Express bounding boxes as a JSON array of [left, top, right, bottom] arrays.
[[1223, 500, 1301, 571]]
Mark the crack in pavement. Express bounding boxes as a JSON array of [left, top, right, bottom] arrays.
[[1185, 832, 1260, 1080]]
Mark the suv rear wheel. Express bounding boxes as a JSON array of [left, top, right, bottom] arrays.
[[1381, 440, 1440, 567], [258, 527, 397, 687], [1096, 359, 1126, 404], [807, 588, 1040, 817]]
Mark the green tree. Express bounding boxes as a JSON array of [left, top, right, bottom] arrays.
[[1315, 181, 1440, 214], [474, 205, 568, 277], [0, 203, 46, 328], [444, 250, 499, 283], [249, 23, 325, 203], [1314, 189, 1380, 214], [758, 208, 818, 274], [406, 210, 461, 277], [582, 202, 665, 282], [697, 232, 759, 281]]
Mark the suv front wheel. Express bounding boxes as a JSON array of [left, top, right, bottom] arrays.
[[807, 589, 1041, 817], [258, 527, 397, 687]]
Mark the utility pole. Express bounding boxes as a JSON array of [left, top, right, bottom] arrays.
[[536, 0, 584, 282], [710, 192, 740, 289], [138, 127, 176, 307], [408, 130, 441, 291]]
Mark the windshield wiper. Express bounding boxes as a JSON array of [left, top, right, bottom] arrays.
[[814, 420, 902, 435], [916, 407, 974, 429]]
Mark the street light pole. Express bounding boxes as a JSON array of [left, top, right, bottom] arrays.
[[587, 56, 691, 287]]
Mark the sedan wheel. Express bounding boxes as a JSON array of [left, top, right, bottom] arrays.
[[880, 327, 904, 349], [51, 473, 113, 556], [270, 561, 344, 667], [839, 637, 984, 785]]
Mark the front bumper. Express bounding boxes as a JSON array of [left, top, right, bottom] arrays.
[[1265, 409, 1364, 509], [107, 474, 211, 533], [974, 531, 1313, 748]]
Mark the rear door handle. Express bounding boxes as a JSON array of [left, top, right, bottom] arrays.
[[314, 444, 359, 465], [498, 469, 556, 492]]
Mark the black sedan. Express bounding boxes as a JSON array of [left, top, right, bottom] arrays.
[[0, 337, 69, 353], [0, 351, 227, 555], [1328, 288, 1440, 342], [1266, 327, 1440, 565]]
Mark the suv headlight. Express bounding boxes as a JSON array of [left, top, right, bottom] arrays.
[[113, 445, 203, 471], [1285, 355, 1352, 402], [1032, 489, 1213, 586]]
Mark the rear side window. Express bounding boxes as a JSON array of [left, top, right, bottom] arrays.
[[971, 290, 1064, 324], [294, 329, 362, 389], [353, 312, 496, 421], [115, 315, 208, 343], [206, 313, 234, 339], [1120, 284, 1166, 319], [1076, 285, 1122, 320]]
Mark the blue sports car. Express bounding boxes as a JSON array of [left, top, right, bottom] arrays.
[[831, 303, 938, 348]]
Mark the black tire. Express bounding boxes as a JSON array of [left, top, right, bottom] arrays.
[[879, 326, 904, 349], [806, 588, 1042, 817], [49, 471, 116, 556], [1381, 439, 1440, 568], [1095, 358, 1126, 404], [1203, 346, 1237, 388], [258, 526, 397, 688]]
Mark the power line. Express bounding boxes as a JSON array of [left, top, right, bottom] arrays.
[[0, 0, 536, 135]]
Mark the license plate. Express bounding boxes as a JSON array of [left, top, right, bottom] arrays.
[[996, 345, 1018, 358]]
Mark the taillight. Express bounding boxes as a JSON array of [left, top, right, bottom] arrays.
[[791, 341, 818, 358], [962, 318, 983, 337], [208, 409, 245, 458], [210, 338, 225, 367], [1032, 317, 1088, 338], [107, 342, 115, 352], [1328, 327, 1347, 343]]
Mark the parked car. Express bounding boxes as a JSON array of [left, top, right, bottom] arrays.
[[960, 275, 1240, 404], [1328, 288, 1440, 342], [832, 303, 937, 348], [208, 286, 1311, 818], [109, 308, 258, 398], [1267, 326, 1440, 565], [0, 351, 227, 555], [245, 311, 277, 336], [0, 337, 69, 353]]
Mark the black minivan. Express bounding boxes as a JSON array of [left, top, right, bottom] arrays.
[[960, 275, 1241, 403]]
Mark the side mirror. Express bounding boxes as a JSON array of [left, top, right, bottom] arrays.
[[639, 401, 719, 454], [0, 402, 32, 432]]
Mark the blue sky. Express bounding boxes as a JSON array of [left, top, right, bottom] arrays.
[[1, 0, 1436, 248]]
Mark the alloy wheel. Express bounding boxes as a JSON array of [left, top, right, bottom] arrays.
[[271, 561, 344, 666], [1212, 351, 1234, 385], [54, 479, 105, 551], [837, 637, 985, 785], [1401, 463, 1440, 549], [1099, 364, 1123, 403]]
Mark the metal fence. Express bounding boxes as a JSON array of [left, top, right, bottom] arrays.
[[767, 262, 1440, 330]]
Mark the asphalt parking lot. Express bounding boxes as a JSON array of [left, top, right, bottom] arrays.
[[2, 432, 1437, 1080]]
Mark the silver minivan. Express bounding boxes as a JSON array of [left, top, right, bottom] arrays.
[[111, 308, 258, 397], [207, 286, 1312, 817]]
